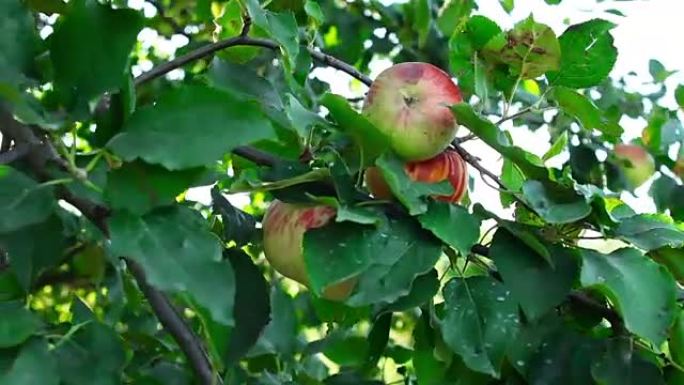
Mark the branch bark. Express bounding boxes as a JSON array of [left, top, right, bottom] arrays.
[[134, 36, 372, 87]]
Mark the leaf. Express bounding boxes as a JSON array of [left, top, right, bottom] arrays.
[[208, 58, 282, 108], [335, 205, 385, 226], [0, 166, 55, 234], [670, 310, 684, 368], [489, 229, 578, 320], [521, 180, 592, 224], [649, 59, 676, 83], [441, 276, 520, 377], [413, 0, 432, 48], [613, 214, 684, 251], [418, 201, 481, 256], [591, 338, 665, 385], [543, 131, 568, 161], [54, 322, 125, 385], [500, 158, 525, 207], [436, 0, 475, 36], [346, 220, 443, 306], [548, 19, 617, 88], [25, 0, 66, 14], [527, 329, 600, 384], [0, 303, 42, 348], [211, 188, 256, 247], [105, 161, 205, 215], [108, 85, 276, 170], [579, 247, 677, 345], [380, 269, 440, 313], [323, 337, 370, 367], [507, 313, 564, 375], [452, 104, 548, 181], [364, 313, 392, 370], [285, 94, 326, 138], [50, 0, 143, 104], [552, 87, 622, 138], [675, 85, 684, 110], [0, 339, 58, 385], [0, 0, 37, 88], [650, 247, 684, 285], [254, 286, 297, 357], [482, 16, 561, 79], [224, 250, 270, 365], [304, 1, 325, 24], [499, 0, 514, 13], [245, 0, 299, 68], [413, 312, 448, 385], [320, 93, 390, 167], [375, 152, 453, 216], [108, 206, 235, 325]]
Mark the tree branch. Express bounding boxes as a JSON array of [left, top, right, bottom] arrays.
[[135, 36, 372, 87], [0, 143, 31, 164], [0, 107, 220, 385]]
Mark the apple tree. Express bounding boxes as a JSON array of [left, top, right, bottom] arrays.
[[2, 0, 684, 384]]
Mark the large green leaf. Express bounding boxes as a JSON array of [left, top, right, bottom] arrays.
[[108, 85, 276, 170], [436, 0, 475, 36], [613, 214, 684, 251], [526, 329, 600, 384], [441, 276, 520, 377], [54, 322, 125, 385], [105, 161, 205, 215], [253, 286, 297, 357], [418, 201, 481, 256], [374, 152, 453, 216], [490, 229, 578, 320], [0, 0, 37, 88], [380, 269, 440, 313], [0, 166, 55, 234], [521, 180, 592, 224], [579, 248, 677, 345], [50, 0, 143, 103], [0, 339, 58, 385], [0, 303, 42, 348], [552, 87, 622, 138], [108, 206, 235, 325], [482, 16, 560, 79], [245, 0, 299, 68], [451, 104, 548, 181], [591, 338, 665, 385], [548, 19, 617, 88]]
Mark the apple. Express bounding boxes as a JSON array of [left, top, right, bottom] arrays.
[[362, 62, 463, 161], [262, 200, 356, 301], [613, 144, 656, 188], [365, 149, 468, 203]]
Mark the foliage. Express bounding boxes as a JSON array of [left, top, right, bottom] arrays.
[[1, 0, 683, 384]]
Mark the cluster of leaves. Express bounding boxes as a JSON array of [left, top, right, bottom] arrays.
[[2, 0, 684, 384]]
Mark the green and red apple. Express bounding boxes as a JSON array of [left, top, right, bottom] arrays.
[[362, 62, 463, 161], [262, 200, 356, 301], [365, 149, 468, 203], [613, 144, 656, 188]]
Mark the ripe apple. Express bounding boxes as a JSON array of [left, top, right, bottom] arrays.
[[262, 200, 356, 301], [362, 62, 463, 161], [365, 149, 468, 203], [613, 144, 656, 188]]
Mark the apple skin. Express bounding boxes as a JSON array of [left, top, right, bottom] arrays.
[[365, 149, 468, 203], [262, 200, 356, 301], [613, 144, 656, 188], [362, 62, 463, 161]]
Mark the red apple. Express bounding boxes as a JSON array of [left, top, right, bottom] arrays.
[[613, 144, 656, 188], [262, 200, 356, 301], [365, 149, 468, 203], [362, 62, 463, 161]]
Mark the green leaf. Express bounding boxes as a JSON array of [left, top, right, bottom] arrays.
[[0, 166, 55, 234], [669, 310, 684, 368], [364, 313, 392, 370], [255, 286, 297, 357], [50, 0, 143, 104], [527, 329, 599, 384], [613, 214, 684, 251], [224, 250, 270, 365], [245, 0, 299, 68], [418, 201, 481, 256], [591, 338, 665, 385], [0, 303, 42, 348], [579, 247, 677, 345], [543, 131, 568, 161], [650, 247, 684, 285], [552, 87, 622, 138], [489, 229, 578, 320], [521, 180, 592, 224], [507, 313, 563, 375], [413, 312, 448, 385], [452, 104, 548, 180], [335, 205, 385, 226], [0, 0, 37, 88], [0, 339, 58, 385], [500, 158, 525, 207], [375, 152, 453, 216], [211, 188, 257, 247], [26, 0, 66, 14], [108, 206, 235, 325], [436, 0, 475, 36], [675, 85, 684, 110], [413, 0, 432, 48], [285, 94, 326, 138], [441, 276, 520, 377], [108, 85, 275, 170], [548, 19, 617, 88], [105, 161, 205, 215], [499, 0, 514, 13], [54, 322, 125, 385], [347, 220, 442, 306], [483, 16, 561, 79], [321, 93, 390, 167], [304, 1, 325, 24], [381, 269, 440, 313], [649, 59, 676, 83], [323, 337, 369, 367], [208, 58, 282, 108]]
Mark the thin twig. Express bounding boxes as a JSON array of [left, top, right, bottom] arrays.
[[453, 133, 477, 144], [232, 145, 279, 167], [135, 36, 372, 86]]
